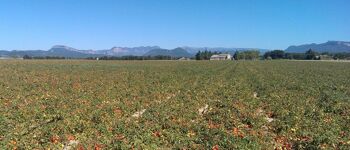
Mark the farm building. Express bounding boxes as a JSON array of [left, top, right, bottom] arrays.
[[210, 54, 232, 60], [318, 55, 333, 60], [178, 57, 191, 60]]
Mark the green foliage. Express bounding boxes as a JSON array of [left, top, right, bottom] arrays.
[[285, 53, 306, 60], [264, 50, 285, 59], [0, 60, 350, 149], [233, 50, 260, 60], [195, 50, 221, 60], [332, 53, 350, 60], [88, 55, 177, 60], [23, 55, 66, 59], [266, 49, 350, 60], [305, 49, 319, 60]]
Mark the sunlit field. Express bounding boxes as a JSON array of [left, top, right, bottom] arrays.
[[1, 60, 349, 149]]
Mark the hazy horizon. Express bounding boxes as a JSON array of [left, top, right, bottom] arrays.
[[1, 41, 349, 51]]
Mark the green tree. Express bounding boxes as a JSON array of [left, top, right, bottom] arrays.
[[235, 50, 259, 60], [233, 51, 239, 60], [195, 50, 221, 60], [195, 51, 201, 60], [305, 49, 318, 60], [264, 50, 285, 59], [285, 53, 305, 60], [23, 55, 32, 59]]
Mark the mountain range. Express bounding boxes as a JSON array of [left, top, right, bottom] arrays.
[[285, 41, 350, 53], [0, 45, 162, 58], [1, 41, 349, 58], [0, 45, 269, 58], [144, 48, 192, 57], [76, 46, 161, 56]]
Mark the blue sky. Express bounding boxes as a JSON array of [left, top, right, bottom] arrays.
[[0, 0, 349, 50]]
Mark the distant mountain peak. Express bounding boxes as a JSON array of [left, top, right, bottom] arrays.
[[325, 41, 350, 46], [110, 46, 160, 49], [286, 41, 350, 53], [144, 47, 192, 57], [110, 47, 126, 53], [51, 45, 66, 48], [99, 46, 161, 56], [51, 45, 77, 51]]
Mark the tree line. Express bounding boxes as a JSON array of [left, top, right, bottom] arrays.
[[21, 49, 350, 60], [196, 49, 350, 60], [264, 49, 350, 60], [23, 55, 66, 59], [195, 50, 260, 60], [86, 55, 179, 60], [22, 55, 184, 60], [195, 50, 222, 60], [233, 50, 260, 60]]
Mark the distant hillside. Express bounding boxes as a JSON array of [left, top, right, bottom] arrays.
[[285, 41, 350, 53], [78, 46, 160, 56], [0, 45, 100, 58], [0, 50, 48, 57], [0, 45, 162, 58], [47, 45, 99, 58], [144, 48, 192, 57]]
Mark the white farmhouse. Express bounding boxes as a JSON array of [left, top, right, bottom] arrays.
[[210, 54, 232, 60], [178, 57, 191, 60]]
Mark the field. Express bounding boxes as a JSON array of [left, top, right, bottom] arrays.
[[1, 60, 350, 149]]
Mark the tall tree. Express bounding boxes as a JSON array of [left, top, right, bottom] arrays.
[[195, 51, 201, 60], [264, 50, 285, 59], [305, 49, 318, 60]]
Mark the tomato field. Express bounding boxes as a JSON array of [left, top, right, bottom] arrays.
[[1, 60, 350, 149]]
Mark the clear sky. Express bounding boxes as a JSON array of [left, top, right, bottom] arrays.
[[0, 0, 349, 50]]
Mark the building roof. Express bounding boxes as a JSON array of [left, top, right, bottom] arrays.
[[211, 54, 231, 58], [178, 57, 190, 60], [211, 55, 226, 58], [218, 54, 231, 56]]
